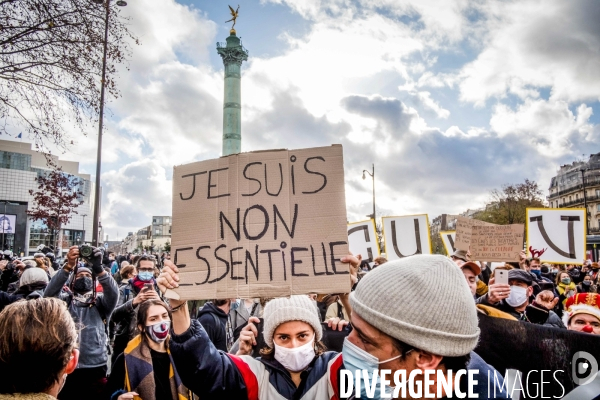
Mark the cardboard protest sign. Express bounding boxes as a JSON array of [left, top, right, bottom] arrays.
[[382, 214, 432, 261], [439, 231, 456, 255], [526, 208, 586, 265], [347, 219, 380, 263], [470, 224, 524, 262], [454, 216, 495, 251], [168, 145, 352, 300]]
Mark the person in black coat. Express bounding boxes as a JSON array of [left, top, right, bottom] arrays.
[[196, 299, 232, 352]]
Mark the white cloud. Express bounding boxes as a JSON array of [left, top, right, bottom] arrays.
[[458, 0, 600, 105], [101, 159, 172, 233], [39, 0, 599, 239], [490, 99, 594, 155]]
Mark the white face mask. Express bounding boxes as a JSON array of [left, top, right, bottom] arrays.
[[274, 334, 316, 372], [506, 285, 528, 307]]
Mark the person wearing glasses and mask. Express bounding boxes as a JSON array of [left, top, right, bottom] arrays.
[[110, 255, 162, 364], [158, 255, 509, 400]]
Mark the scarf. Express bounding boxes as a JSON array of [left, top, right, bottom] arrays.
[[130, 276, 151, 293], [72, 291, 94, 305], [124, 335, 189, 400], [557, 282, 577, 305]]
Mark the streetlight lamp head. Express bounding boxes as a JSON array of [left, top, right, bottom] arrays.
[[362, 172, 366, 180], [116, 0, 127, 5], [91, 0, 104, 3]]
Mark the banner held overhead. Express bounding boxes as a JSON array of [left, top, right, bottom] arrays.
[[526, 208, 586, 265], [347, 219, 380, 263], [168, 145, 351, 300], [382, 214, 431, 261]]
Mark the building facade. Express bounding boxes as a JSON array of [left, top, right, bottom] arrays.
[[547, 153, 600, 233], [0, 140, 95, 255], [113, 216, 172, 255]]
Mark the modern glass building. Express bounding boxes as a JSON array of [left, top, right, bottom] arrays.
[[0, 140, 95, 255]]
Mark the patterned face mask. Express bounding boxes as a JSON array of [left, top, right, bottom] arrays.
[[145, 321, 171, 343]]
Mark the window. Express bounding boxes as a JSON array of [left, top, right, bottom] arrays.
[[153, 218, 157, 223], [597, 204, 600, 212], [165, 218, 169, 223], [596, 189, 600, 197], [155, 229, 160, 235], [569, 196, 572, 202], [576, 194, 579, 199]]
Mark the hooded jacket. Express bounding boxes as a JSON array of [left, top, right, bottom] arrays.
[[44, 268, 119, 369], [197, 302, 229, 352]]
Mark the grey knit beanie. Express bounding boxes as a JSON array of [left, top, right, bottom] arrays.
[[350, 254, 480, 357], [20, 267, 49, 287], [263, 295, 323, 348]]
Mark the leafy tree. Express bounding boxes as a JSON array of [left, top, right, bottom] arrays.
[[430, 230, 446, 255], [0, 0, 137, 148], [475, 179, 546, 225], [28, 168, 84, 252], [163, 240, 171, 252]]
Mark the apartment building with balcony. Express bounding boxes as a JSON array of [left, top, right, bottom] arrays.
[[547, 153, 600, 233]]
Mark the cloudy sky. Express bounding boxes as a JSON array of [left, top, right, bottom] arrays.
[[22, 0, 600, 239]]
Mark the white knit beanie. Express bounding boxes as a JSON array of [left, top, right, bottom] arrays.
[[20, 267, 49, 287], [350, 254, 480, 357], [262, 295, 323, 348]]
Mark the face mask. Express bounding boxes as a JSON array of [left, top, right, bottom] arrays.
[[73, 276, 93, 293], [583, 281, 592, 286], [506, 285, 529, 308], [145, 320, 170, 343], [342, 337, 404, 399], [274, 334, 315, 372], [531, 269, 541, 277], [138, 271, 154, 282], [561, 278, 571, 285], [230, 299, 240, 311]]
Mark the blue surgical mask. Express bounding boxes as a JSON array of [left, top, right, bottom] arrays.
[[531, 269, 541, 277], [342, 337, 403, 399], [138, 271, 154, 282]]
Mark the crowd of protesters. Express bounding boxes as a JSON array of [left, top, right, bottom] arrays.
[[0, 242, 599, 400]]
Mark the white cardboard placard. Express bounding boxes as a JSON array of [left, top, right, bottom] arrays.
[[382, 214, 432, 261], [526, 208, 586, 265], [347, 219, 380, 263]]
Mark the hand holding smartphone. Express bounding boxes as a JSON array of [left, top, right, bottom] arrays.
[[495, 270, 509, 286], [142, 283, 153, 292]]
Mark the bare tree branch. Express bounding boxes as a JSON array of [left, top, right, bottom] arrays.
[[0, 0, 139, 149]]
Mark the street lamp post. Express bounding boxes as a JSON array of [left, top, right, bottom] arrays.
[[362, 164, 376, 220], [1, 201, 18, 251], [81, 213, 87, 242], [91, 0, 127, 247], [581, 168, 590, 235]]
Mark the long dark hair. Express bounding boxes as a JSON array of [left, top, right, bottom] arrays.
[[135, 299, 172, 354]]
